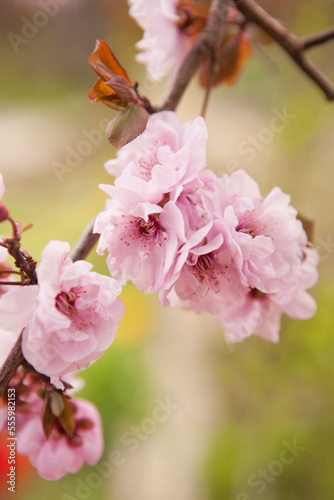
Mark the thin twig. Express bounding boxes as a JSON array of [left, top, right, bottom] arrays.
[[159, 0, 230, 111], [0, 281, 28, 286], [234, 0, 334, 101], [302, 26, 334, 51], [0, 331, 24, 398], [201, 54, 216, 117], [69, 217, 99, 263]]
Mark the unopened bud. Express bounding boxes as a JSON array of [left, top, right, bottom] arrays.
[[0, 202, 9, 222]]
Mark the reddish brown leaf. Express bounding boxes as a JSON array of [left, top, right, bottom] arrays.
[[42, 399, 56, 439], [58, 399, 75, 437], [88, 40, 131, 83], [106, 75, 139, 104], [106, 104, 149, 148], [199, 32, 252, 87], [88, 78, 128, 111]]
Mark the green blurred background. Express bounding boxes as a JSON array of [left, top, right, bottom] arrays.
[[0, 1, 333, 499]]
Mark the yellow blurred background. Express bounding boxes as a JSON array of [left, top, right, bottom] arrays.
[[0, 1, 334, 499]]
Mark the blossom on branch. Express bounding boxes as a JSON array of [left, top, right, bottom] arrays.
[[95, 104, 318, 343], [103, 111, 207, 202], [95, 111, 207, 292], [128, 0, 196, 82], [162, 169, 318, 342], [129, 0, 253, 87], [0, 241, 124, 387]]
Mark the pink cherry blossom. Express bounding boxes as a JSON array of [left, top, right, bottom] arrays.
[[0, 173, 9, 221], [0, 241, 124, 386], [0, 246, 25, 369], [159, 169, 318, 342], [218, 247, 319, 343], [102, 111, 207, 206], [204, 170, 311, 295], [95, 111, 207, 293], [128, 0, 191, 81], [160, 218, 248, 314], [95, 200, 186, 293], [0, 173, 5, 200], [17, 398, 103, 481]]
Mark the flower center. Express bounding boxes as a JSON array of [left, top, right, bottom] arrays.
[[249, 288, 266, 299], [137, 147, 158, 179], [56, 291, 76, 317], [138, 217, 158, 238], [116, 214, 163, 252], [56, 287, 84, 319], [190, 252, 225, 293], [236, 209, 273, 239]]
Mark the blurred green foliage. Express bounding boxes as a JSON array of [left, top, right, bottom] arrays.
[[204, 285, 334, 500]]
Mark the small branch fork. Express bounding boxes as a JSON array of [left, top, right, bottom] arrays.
[[1, 0, 334, 398], [233, 0, 334, 101]]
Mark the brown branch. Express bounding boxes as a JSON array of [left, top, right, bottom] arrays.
[[201, 53, 215, 117], [302, 26, 334, 51], [234, 0, 334, 101], [0, 331, 24, 398], [159, 0, 229, 111], [69, 217, 99, 263]]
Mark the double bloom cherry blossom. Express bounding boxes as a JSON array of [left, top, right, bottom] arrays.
[[95, 111, 318, 343], [0, 240, 124, 388]]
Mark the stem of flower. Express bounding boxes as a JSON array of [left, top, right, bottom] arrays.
[[69, 216, 99, 263]]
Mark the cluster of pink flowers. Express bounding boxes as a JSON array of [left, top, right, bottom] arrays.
[[128, 0, 253, 86], [95, 111, 318, 343], [0, 370, 103, 480], [0, 175, 124, 479], [0, 108, 319, 482]]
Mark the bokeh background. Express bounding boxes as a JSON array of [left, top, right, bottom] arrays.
[[0, 1, 333, 499]]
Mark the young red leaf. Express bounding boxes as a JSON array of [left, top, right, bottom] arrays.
[[42, 399, 56, 439], [88, 40, 141, 111], [88, 40, 131, 83], [57, 398, 76, 437], [199, 32, 252, 87], [106, 104, 149, 148], [105, 75, 139, 104], [88, 78, 129, 111]]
